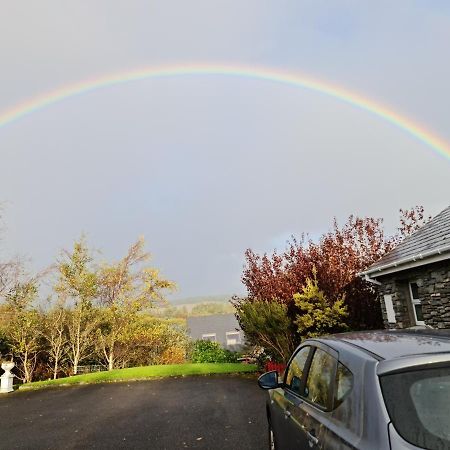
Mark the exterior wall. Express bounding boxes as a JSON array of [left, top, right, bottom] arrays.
[[187, 314, 244, 351], [377, 260, 450, 329]]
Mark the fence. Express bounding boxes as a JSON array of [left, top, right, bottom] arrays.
[[76, 365, 106, 374]]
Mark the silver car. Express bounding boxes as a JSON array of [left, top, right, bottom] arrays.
[[258, 330, 450, 450]]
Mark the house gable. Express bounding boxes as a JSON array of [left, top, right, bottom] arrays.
[[362, 205, 450, 330], [362, 205, 450, 279], [186, 313, 244, 350], [376, 260, 450, 329]]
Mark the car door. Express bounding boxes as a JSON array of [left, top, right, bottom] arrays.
[[287, 345, 338, 449], [322, 360, 359, 450], [270, 345, 313, 449]]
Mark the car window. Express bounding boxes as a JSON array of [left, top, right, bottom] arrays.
[[285, 346, 311, 395], [331, 361, 358, 432], [304, 348, 336, 410], [334, 362, 353, 408], [380, 366, 450, 450]]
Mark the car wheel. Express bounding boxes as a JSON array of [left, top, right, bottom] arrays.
[[268, 422, 277, 450]]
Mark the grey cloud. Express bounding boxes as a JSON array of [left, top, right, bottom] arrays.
[[0, 1, 449, 298]]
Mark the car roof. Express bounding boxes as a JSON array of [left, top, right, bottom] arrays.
[[320, 329, 450, 361]]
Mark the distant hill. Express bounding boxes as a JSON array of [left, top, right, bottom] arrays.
[[170, 295, 233, 307], [151, 295, 235, 319]]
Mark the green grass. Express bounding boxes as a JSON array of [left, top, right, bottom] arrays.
[[19, 363, 258, 390]]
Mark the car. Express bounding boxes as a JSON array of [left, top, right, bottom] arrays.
[[258, 329, 450, 450]]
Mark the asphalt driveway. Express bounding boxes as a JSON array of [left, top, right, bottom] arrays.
[[0, 375, 267, 449]]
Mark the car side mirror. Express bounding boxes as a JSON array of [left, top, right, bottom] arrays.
[[258, 370, 280, 390]]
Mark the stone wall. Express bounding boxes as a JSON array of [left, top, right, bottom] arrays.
[[376, 259, 450, 329]]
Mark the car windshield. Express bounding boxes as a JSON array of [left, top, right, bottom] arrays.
[[380, 365, 450, 450]]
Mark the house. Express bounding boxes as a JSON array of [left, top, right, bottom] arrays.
[[187, 313, 244, 351], [361, 205, 450, 329]]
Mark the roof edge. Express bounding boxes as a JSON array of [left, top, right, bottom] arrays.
[[360, 244, 450, 279]]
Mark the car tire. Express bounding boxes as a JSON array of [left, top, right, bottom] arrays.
[[268, 422, 277, 450]]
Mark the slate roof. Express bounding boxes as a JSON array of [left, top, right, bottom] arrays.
[[364, 205, 450, 274]]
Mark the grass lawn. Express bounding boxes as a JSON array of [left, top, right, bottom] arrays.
[[19, 363, 258, 390]]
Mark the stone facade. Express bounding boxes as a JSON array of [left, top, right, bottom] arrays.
[[377, 259, 450, 329]]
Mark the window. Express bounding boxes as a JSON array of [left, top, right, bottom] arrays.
[[226, 331, 240, 346], [380, 366, 450, 449], [201, 333, 216, 342], [409, 282, 425, 325], [304, 348, 336, 410], [332, 362, 355, 428], [334, 362, 353, 408], [285, 346, 311, 396]]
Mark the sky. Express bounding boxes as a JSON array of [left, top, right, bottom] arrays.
[[0, 1, 449, 299]]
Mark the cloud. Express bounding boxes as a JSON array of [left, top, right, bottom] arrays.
[[0, 1, 449, 297]]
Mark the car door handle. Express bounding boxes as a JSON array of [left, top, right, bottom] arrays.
[[306, 430, 319, 446], [284, 410, 291, 419]]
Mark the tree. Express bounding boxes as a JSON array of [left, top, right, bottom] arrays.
[[242, 215, 395, 330], [240, 207, 431, 335], [4, 280, 42, 383], [55, 238, 98, 375], [116, 316, 190, 367], [42, 301, 69, 379], [304, 216, 393, 329], [0, 258, 22, 300], [293, 269, 348, 339], [242, 248, 300, 306], [96, 238, 176, 370], [190, 302, 234, 316], [398, 206, 431, 240], [0, 209, 22, 300], [151, 304, 189, 319], [232, 297, 296, 362]]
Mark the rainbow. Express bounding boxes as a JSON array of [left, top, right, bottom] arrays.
[[0, 63, 449, 160]]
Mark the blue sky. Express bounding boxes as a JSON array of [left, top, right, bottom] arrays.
[[0, 1, 449, 298]]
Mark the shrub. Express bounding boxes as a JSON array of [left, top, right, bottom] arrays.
[[232, 298, 296, 363], [158, 346, 187, 365], [241, 215, 400, 330], [123, 317, 190, 367], [222, 349, 239, 363], [294, 269, 348, 339], [190, 340, 238, 363]]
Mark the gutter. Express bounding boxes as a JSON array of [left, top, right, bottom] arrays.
[[360, 243, 450, 280], [363, 274, 381, 285]]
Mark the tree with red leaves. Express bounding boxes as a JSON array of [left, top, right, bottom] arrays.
[[398, 206, 432, 240], [241, 208, 427, 332]]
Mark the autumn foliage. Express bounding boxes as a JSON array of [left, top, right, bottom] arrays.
[[242, 215, 396, 330], [397, 205, 432, 240], [293, 268, 348, 338], [237, 208, 430, 360], [0, 238, 188, 382]]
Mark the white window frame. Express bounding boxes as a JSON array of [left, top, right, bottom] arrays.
[[226, 331, 240, 346], [409, 282, 425, 326], [201, 333, 216, 342], [383, 295, 397, 324]]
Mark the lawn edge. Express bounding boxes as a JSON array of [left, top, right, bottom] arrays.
[[17, 363, 258, 391]]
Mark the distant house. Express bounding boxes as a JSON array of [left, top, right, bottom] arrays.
[[187, 314, 244, 351], [361, 205, 450, 329]]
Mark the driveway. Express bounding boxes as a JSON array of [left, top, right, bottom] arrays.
[[0, 375, 268, 449]]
